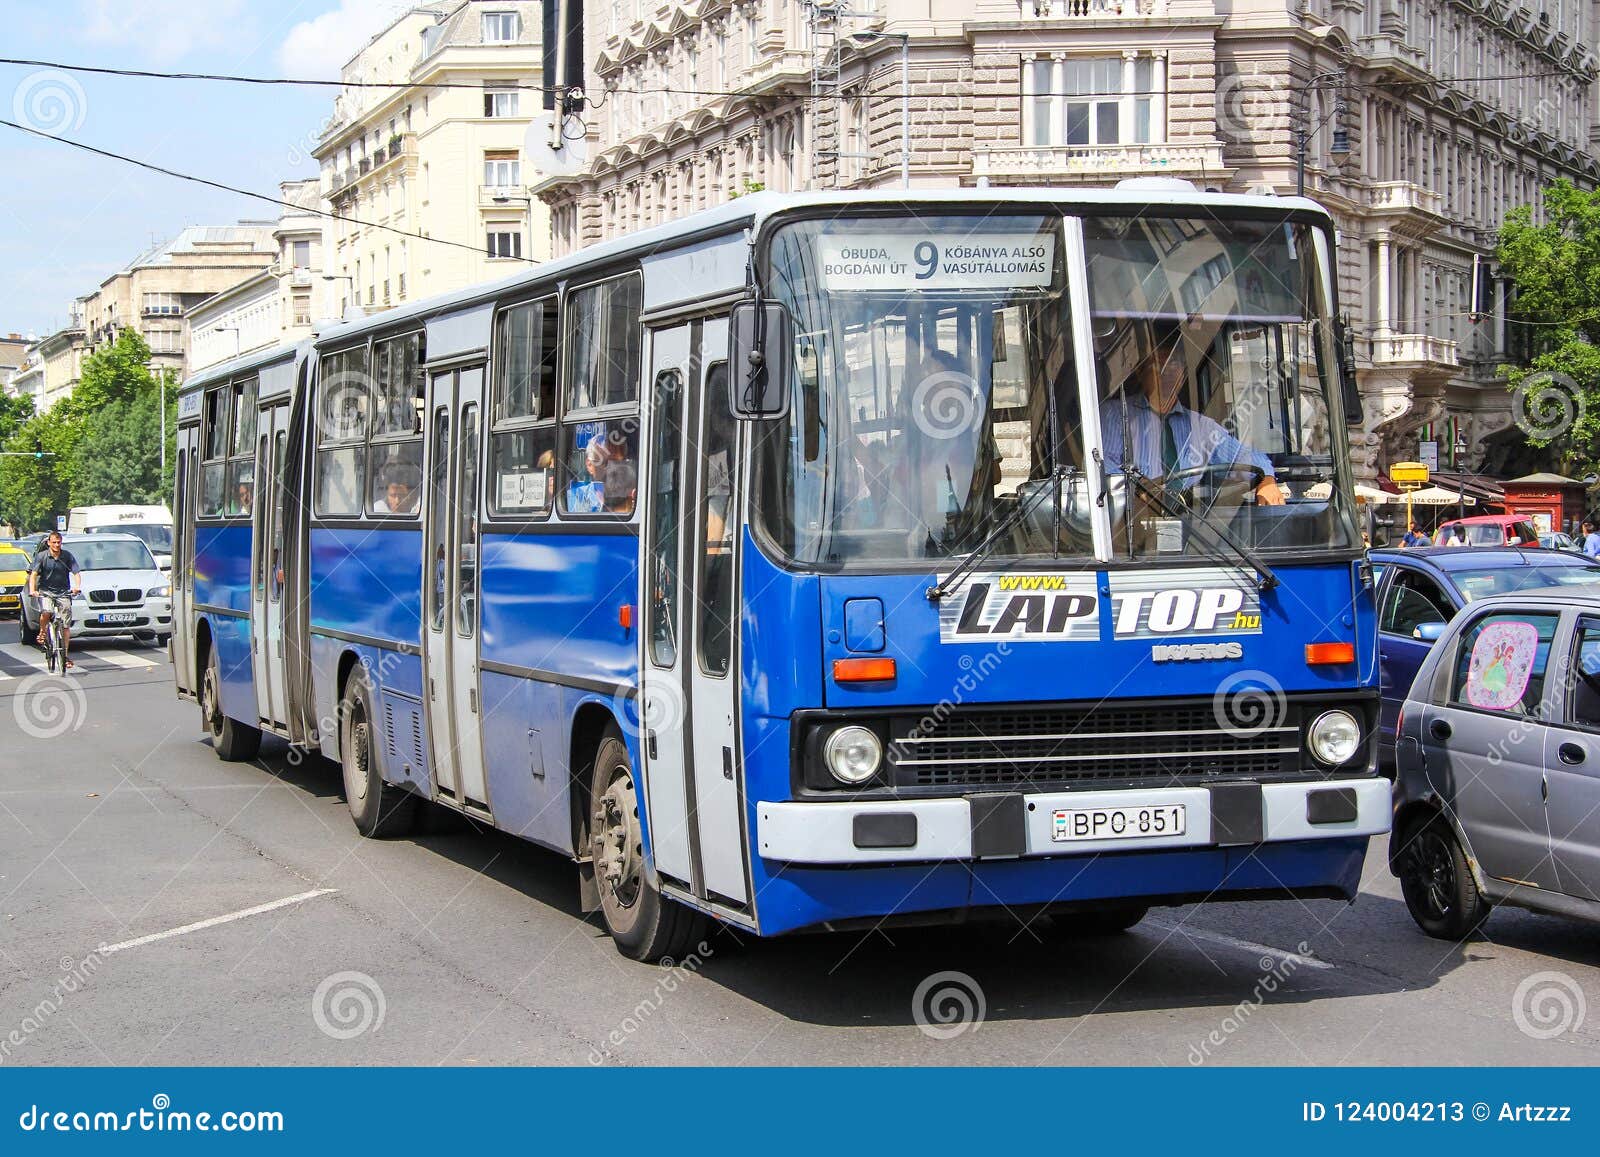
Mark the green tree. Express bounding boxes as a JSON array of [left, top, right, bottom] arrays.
[[0, 408, 70, 532], [1496, 179, 1600, 478]]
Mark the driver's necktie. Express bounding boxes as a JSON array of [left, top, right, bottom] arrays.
[[1161, 412, 1181, 494]]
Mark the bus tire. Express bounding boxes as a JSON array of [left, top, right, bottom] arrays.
[[589, 730, 707, 962], [1047, 905, 1148, 937], [339, 668, 417, 838], [201, 646, 261, 762], [1397, 812, 1488, 940]]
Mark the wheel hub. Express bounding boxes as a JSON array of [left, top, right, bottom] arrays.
[[593, 772, 641, 910]]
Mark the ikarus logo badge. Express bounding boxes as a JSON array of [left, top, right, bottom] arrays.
[[937, 572, 1099, 643]]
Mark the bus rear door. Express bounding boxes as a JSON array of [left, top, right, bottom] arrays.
[[173, 423, 200, 696], [251, 402, 290, 729], [423, 365, 491, 813]]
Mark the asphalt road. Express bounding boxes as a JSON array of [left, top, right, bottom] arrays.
[[2, 630, 1598, 1067]]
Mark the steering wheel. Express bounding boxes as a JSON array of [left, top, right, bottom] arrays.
[[1143, 463, 1268, 522]]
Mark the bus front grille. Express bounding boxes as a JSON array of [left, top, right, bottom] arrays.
[[885, 703, 1301, 789]]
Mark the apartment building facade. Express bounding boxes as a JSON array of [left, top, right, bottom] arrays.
[[537, 0, 1600, 481], [79, 224, 278, 376], [314, 0, 548, 312]]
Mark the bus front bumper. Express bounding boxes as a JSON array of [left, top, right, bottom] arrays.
[[756, 778, 1388, 865]]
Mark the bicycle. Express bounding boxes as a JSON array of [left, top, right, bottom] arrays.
[[36, 594, 70, 675]]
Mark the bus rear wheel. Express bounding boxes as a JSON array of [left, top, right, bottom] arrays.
[[589, 731, 707, 962], [339, 668, 417, 838], [201, 647, 261, 762]]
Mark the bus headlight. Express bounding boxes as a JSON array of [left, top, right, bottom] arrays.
[[823, 725, 883, 786], [1308, 709, 1361, 766]]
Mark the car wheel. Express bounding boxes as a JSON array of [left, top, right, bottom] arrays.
[[339, 667, 417, 838], [1397, 813, 1488, 940], [589, 729, 708, 961], [201, 646, 261, 762]]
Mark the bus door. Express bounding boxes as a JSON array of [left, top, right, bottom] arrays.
[[172, 424, 200, 696], [423, 365, 491, 812], [640, 318, 749, 906], [251, 403, 290, 728]]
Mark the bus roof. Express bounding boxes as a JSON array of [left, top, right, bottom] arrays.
[[180, 185, 1333, 397]]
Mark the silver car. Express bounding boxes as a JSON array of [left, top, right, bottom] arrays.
[[1391, 587, 1600, 938], [19, 532, 173, 648]]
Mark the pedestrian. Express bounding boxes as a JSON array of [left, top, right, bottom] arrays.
[[1583, 519, 1600, 558], [1401, 521, 1431, 548]]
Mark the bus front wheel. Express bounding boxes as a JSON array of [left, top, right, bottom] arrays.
[[201, 647, 261, 762], [589, 730, 707, 962], [339, 668, 417, 838]]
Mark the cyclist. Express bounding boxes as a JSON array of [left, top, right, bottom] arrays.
[[28, 530, 81, 671]]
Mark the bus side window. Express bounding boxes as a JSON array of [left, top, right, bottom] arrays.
[[428, 407, 450, 632], [200, 387, 229, 518], [648, 368, 683, 667], [698, 361, 735, 677], [559, 273, 642, 517], [315, 347, 370, 517], [489, 296, 558, 516], [369, 332, 425, 516], [227, 378, 257, 518]]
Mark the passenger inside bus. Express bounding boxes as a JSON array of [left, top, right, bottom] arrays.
[[567, 435, 610, 513], [232, 480, 253, 518], [602, 459, 637, 515], [373, 465, 422, 515], [1099, 326, 1285, 506]]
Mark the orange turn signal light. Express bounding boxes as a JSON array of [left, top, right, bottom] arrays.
[[1305, 642, 1356, 665], [832, 657, 897, 683], [619, 604, 634, 630]]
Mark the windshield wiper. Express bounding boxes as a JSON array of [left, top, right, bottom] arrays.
[[1105, 452, 1280, 592], [926, 466, 1077, 602]]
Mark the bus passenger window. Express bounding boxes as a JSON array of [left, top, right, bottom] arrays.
[[315, 347, 370, 517], [490, 296, 558, 516], [200, 386, 230, 518], [368, 333, 425, 516], [559, 274, 641, 516]]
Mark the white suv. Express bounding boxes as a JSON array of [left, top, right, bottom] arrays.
[[19, 532, 172, 648]]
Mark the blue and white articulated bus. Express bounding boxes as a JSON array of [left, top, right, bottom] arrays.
[[172, 187, 1386, 960]]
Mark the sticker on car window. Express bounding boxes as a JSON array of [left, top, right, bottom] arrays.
[[1465, 620, 1540, 710]]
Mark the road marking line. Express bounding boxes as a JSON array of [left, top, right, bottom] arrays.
[[84, 649, 156, 670], [99, 888, 338, 955], [1148, 920, 1335, 971]]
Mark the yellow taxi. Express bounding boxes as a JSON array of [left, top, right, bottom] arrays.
[[0, 542, 31, 617]]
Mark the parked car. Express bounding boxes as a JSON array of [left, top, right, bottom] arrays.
[[1391, 587, 1600, 938], [0, 542, 29, 618], [1540, 531, 1582, 552], [1370, 546, 1600, 765], [1433, 513, 1541, 547], [17, 532, 172, 648]]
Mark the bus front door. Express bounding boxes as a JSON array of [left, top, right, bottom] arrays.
[[640, 318, 749, 907], [423, 366, 491, 813], [251, 403, 289, 728]]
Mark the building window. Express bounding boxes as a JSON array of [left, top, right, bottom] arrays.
[[290, 240, 312, 269], [1027, 55, 1159, 148], [487, 229, 523, 259], [484, 86, 520, 117], [484, 151, 521, 187], [482, 11, 519, 42], [292, 290, 312, 326], [142, 292, 182, 317]]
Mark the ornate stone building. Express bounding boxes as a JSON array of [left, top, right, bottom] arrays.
[[537, 0, 1600, 481]]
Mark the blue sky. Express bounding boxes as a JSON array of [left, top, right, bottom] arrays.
[[0, 0, 413, 339]]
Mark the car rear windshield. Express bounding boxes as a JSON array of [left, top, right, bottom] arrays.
[[1454, 563, 1600, 602]]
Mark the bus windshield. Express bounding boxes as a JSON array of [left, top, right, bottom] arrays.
[[754, 211, 1358, 569]]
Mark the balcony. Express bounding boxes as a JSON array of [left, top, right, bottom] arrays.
[[480, 183, 530, 206], [971, 141, 1227, 183], [1365, 180, 1447, 240], [1019, 0, 1167, 17], [1367, 333, 1460, 370], [1357, 34, 1429, 83]]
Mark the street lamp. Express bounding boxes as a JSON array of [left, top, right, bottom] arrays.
[[1295, 66, 1349, 198], [1453, 432, 1469, 520], [846, 28, 911, 190]]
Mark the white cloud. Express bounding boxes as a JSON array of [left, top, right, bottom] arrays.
[[278, 0, 414, 79], [81, 0, 248, 64]]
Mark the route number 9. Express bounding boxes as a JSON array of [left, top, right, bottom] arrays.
[[914, 242, 939, 280]]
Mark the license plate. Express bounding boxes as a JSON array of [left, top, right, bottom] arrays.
[[99, 612, 137, 624], [1052, 803, 1187, 842]]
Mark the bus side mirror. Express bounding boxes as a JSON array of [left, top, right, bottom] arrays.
[[1366, 505, 1392, 549], [1335, 315, 1363, 426], [729, 302, 792, 420]]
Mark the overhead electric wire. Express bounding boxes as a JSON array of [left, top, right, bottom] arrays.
[[0, 115, 534, 264], [0, 54, 1589, 102]]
